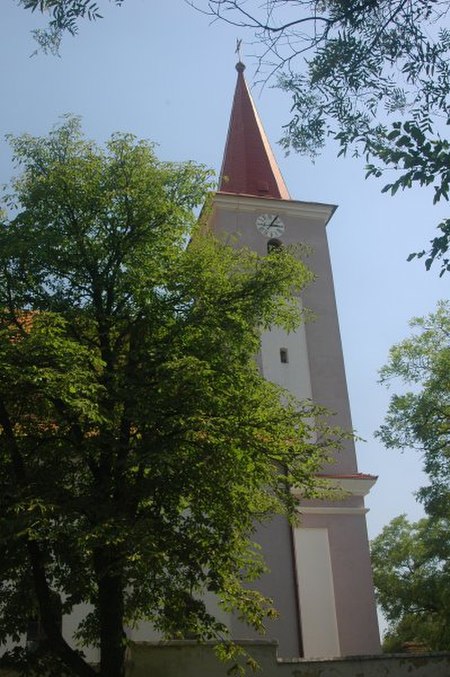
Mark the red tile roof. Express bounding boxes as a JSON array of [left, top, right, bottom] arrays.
[[219, 62, 290, 200]]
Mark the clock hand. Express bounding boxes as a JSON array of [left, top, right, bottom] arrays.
[[269, 215, 279, 227]]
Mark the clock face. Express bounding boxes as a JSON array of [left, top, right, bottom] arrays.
[[256, 214, 285, 238]]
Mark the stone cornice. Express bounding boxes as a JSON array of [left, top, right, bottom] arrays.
[[212, 191, 337, 226]]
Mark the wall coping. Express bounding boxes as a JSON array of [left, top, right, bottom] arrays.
[[278, 652, 450, 664]]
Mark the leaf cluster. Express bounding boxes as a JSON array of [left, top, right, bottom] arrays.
[[371, 514, 450, 651], [376, 300, 450, 518], [18, 0, 125, 54]]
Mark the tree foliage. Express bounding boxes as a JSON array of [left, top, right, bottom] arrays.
[[371, 515, 450, 651], [377, 300, 450, 518], [196, 0, 450, 274], [374, 301, 450, 650], [0, 117, 340, 677], [18, 0, 125, 54]]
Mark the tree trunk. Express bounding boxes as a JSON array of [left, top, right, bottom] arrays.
[[95, 552, 126, 677], [27, 540, 97, 677]]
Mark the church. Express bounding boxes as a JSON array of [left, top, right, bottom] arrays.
[[194, 60, 381, 660]]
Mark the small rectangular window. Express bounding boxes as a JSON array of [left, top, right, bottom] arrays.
[[280, 347, 289, 364]]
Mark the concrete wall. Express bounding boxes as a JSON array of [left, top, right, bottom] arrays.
[[125, 641, 450, 677]]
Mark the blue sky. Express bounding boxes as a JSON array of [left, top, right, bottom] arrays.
[[0, 0, 446, 541]]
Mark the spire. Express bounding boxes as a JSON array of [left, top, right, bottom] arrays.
[[219, 62, 290, 200]]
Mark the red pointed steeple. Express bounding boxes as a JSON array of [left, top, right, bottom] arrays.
[[219, 62, 290, 200]]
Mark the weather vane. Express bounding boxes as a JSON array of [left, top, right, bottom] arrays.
[[235, 38, 242, 61]]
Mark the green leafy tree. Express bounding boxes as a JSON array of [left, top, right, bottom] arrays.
[[374, 301, 450, 650], [18, 0, 125, 54], [0, 117, 339, 677], [377, 300, 450, 518], [196, 0, 450, 274], [371, 515, 450, 651]]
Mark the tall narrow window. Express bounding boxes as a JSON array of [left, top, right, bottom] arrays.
[[280, 347, 289, 364]]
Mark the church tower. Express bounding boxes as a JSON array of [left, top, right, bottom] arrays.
[[204, 62, 381, 659]]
